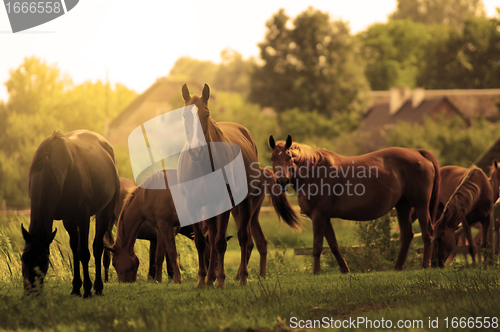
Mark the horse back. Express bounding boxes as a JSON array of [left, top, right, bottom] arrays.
[[57, 130, 120, 218]]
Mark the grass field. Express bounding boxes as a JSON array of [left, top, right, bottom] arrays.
[[0, 212, 499, 331]]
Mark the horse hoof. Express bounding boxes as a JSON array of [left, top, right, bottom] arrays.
[[195, 281, 206, 288], [83, 291, 92, 299], [70, 291, 81, 297], [340, 267, 350, 273], [238, 279, 248, 286], [95, 290, 103, 296], [235, 274, 241, 281]]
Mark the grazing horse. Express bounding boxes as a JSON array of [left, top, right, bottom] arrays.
[[269, 135, 440, 272], [108, 167, 275, 282], [102, 177, 194, 282], [432, 166, 492, 267], [179, 84, 301, 288], [109, 170, 185, 283], [22, 130, 119, 298]]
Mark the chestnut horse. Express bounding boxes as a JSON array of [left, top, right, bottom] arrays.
[[109, 167, 280, 282], [179, 84, 301, 288], [108, 170, 184, 283], [448, 161, 500, 262], [103, 177, 194, 281], [22, 130, 119, 298], [269, 135, 440, 272], [432, 166, 492, 267]]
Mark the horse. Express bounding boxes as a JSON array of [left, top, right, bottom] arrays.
[[179, 84, 302, 288], [448, 161, 500, 262], [102, 177, 194, 282], [108, 170, 184, 283], [22, 130, 120, 298], [108, 167, 275, 282], [432, 166, 492, 267], [268, 135, 440, 272]]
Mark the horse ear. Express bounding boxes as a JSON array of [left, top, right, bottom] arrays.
[[104, 245, 116, 254], [285, 135, 293, 149], [268, 135, 276, 150], [21, 224, 32, 243], [46, 228, 57, 246], [202, 84, 210, 104], [494, 159, 498, 169], [182, 84, 191, 102]]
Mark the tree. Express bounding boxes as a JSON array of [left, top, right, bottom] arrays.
[[249, 7, 370, 118], [358, 19, 432, 90], [417, 16, 500, 88], [168, 57, 218, 86], [390, 0, 485, 25], [213, 50, 254, 96]]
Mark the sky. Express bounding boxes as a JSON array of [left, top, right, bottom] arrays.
[[0, 0, 499, 101]]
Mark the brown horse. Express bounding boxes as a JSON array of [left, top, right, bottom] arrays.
[[432, 166, 492, 267], [22, 130, 120, 298], [179, 84, 301, 288], [108, 167, 277, 282], [269, 135, 440, 272], [448, 161, 500, 262], [108, 170, 184, 283], [102, 177, 194, 282]]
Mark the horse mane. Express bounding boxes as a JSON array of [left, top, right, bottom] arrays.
[[437, 166, 481, 229], [286, 142, 334, 168]]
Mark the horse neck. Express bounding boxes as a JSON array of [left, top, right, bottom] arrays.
[[115, 191, 143, 253], [29, 158, 67, 238], [493, 171, 499, 202], [205, 118, 228, 143]]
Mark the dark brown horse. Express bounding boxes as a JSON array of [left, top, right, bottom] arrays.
[[269, 135, 440, 272], [102, 177, 194, 281], [432, 166, 492, 267], [179, 84, 301, 288], [22, 130, 120, 298]]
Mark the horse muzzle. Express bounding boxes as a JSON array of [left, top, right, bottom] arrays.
[[277, 177, 290, 193], [188, 145, 205, 161]]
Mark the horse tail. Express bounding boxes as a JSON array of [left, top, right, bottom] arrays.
[[419, 150, 441, 226], [262, 168, 303, 230]]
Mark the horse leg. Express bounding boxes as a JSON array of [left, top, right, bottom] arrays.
[[77, 217, 92, 298], [205, 216, 218, 287], [102, 225, 114, 282], [233, 208, 254, 280], [462, 218, 477, 265], [63, 219, 82, 296], [215, 211, 230, 288], [94, 201, 114, 296], [235, 200, 251, 286], [324, 220, 349, 273], [193, 222, 207, 288], [394, 202, 414, 270], [415, 205, 432, 269], [149, 239, 158, 280], [311, 213, 327, 274], [250, 213, 267, 278], [154, 234, 165, 283], [157, 219, 181, 283]]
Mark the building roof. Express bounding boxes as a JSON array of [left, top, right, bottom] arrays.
[[370, 89, 500, 120], [106, 78, 203, 146], [362, 96, 463, 131], [474, 136, 500, 174]]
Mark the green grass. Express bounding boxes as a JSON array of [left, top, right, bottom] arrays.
[[1, 214, 499, 331]]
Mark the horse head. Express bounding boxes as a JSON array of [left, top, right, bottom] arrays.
[[21, 225, 57, 293], [269, 134, 294, 192], [431, 216, 456, 268], [181, 84, 211, 161], [107, 244, 140, 282]]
